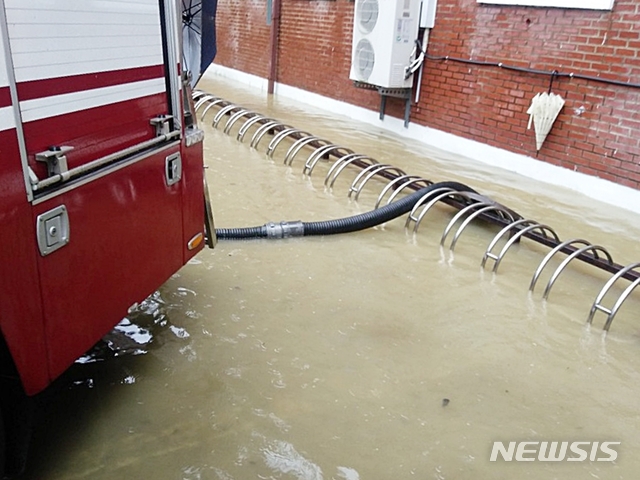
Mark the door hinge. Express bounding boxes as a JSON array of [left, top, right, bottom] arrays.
[[35, 146, 74, 177]]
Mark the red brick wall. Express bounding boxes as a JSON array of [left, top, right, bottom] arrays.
[[214, 0, 271, 78], [213, 0, 640, 189]]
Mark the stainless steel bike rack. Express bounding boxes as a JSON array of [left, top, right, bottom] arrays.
[[530, 239, 594, 293], [267, 129, 312, 158], [223, 109, 258, 134], [284, 136, 330, 166], [442, 203, 518, 252], [348, 165, 407, 200], [325, 154, 378, 189], [200, 98, 226, 120], [194, 94, 219, 111], [250, 121, 290, 149], [541, 244, 613, 300], [194, 90, 640, 332], [587, 262, 640, 331], [375, 176, 432, 209], [237, 115, 273, 142], [192, 90, 208, 102], [304, 145, 354, 176], [212, 104, 240, 129], [406, 190, 477, 233], [482, 221, 560, 273]]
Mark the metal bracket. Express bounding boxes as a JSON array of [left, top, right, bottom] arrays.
[[378, 87, 412, 128], [36, 205, 70, 256], [150, 115, 174, 136], [35, 146, 73, 176]]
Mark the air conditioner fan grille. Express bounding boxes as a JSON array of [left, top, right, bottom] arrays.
[[356, 0, 379, 34], [355, 38, 375, 81]]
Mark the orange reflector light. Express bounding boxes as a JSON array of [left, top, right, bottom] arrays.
[[187, 232, 204, 250]]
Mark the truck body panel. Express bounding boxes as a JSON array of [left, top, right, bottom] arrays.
[[0, 0, 209, 395]]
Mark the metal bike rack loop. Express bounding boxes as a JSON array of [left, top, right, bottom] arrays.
[[212, 104, 240, 128], [443, 204, 517, 252], [267, 129, 312, 158], [199, 98, 226, 120], [541, 244, 613, 300], [483, 222, 560, 273], [223, 109, 258, 134], [349, 165, 407, 200], [380, 177, 433, 208], [304, 145, 354, 176], [250, 121, 289, 149], [325, 154, 378, 188], [530, 239, 600, 292], [407, 190, 478, 233], [587, 262, 640, 331], [284, 136, 330, 166], [374, 176, 429, 209], [237, 115, 272, 142], [194, 94, 218, 111]]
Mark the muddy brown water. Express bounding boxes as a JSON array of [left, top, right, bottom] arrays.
[[22, 76, 640, 480]]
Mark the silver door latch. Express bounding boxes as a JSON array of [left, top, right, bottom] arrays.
[[36, 205, 70, 256], [165, 152, 182, 186]]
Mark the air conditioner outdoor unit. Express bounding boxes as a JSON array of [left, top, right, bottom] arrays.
[[350, 0, 422, 89]]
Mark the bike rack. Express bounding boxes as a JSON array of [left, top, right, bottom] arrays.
[[223, 109, 258, 134], [530, 239, 593, 293], [304, 145, 354, 176], [284, 136, 330, 166], [193, 90, 640, 333], [541, 244, 613, 300], [194, 94, 218, 111], [482, 221, 560, 273], [192, 90, 208, 102], [406, 190, 476, 233], [442, 203, 517, 252], [267, 129, 312, 158], [587, 262, 640, 331], [250, 121, 290, 149], [212, 104, 240, 128], [237, 115, 273, 142], [348, 164, 406, 200], [376, 177, 432, 209], [200, 98, 226, 120], [325, 154, 378, 189]]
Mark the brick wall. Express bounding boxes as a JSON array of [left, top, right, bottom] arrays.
[[214, 0, 271, 78], [213, 0, 640, 190]]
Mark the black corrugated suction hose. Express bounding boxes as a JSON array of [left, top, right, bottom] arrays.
[[215, 181, 476, 240]]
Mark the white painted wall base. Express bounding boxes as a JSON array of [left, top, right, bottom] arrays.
[[203, 64, 640, 215]]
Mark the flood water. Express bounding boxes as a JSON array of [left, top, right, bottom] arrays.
[[22, 76, 640, 480]]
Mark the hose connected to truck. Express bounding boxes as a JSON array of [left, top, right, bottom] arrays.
[[216, 181, 476, 240]]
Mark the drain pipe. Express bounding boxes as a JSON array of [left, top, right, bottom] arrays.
[[415, 28, 430, 104], [268, 0, 282, 95]]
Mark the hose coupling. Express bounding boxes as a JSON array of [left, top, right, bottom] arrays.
[[265, 221, 305, 239]]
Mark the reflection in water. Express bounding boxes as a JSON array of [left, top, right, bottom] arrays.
[[261, 437, 324, 480], [21, 75, 640, 480]]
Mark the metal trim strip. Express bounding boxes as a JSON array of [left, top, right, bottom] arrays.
[[0, 0, 32, 201], [32, 140, 180, 205]]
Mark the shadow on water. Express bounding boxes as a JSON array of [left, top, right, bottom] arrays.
[[22, 288, 197, 479]]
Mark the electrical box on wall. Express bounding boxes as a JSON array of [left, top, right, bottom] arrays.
[[350, 0, 422, 89], [420, 0, 437, 29]]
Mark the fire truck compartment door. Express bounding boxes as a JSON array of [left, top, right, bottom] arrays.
[[3, 0, 180, 187]]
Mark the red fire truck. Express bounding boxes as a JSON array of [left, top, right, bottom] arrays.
[[0, 0, 216, 474]]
